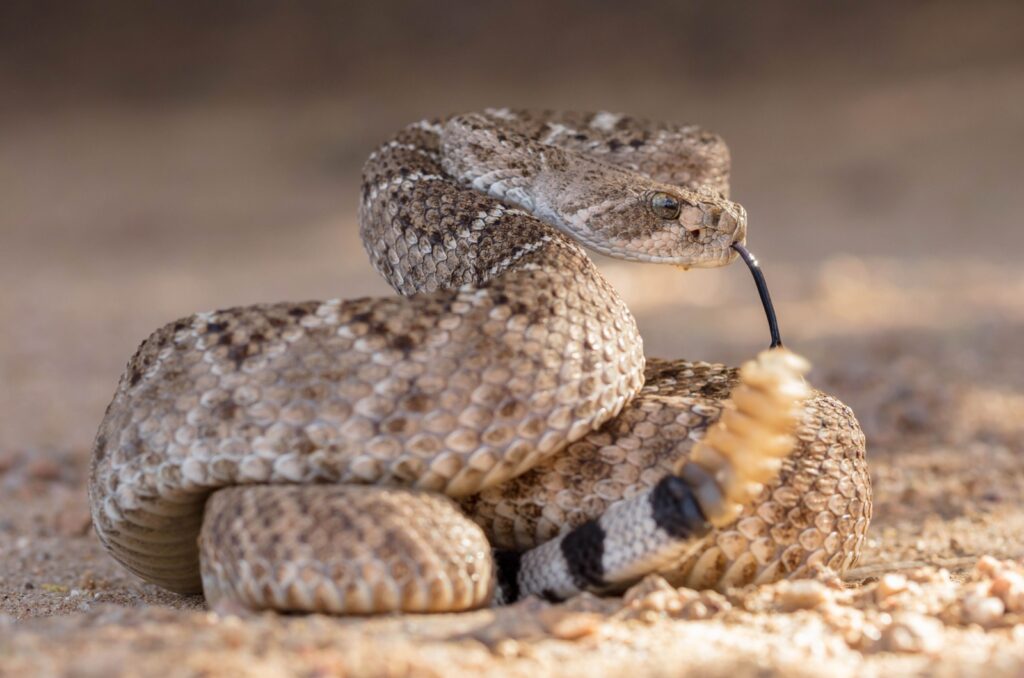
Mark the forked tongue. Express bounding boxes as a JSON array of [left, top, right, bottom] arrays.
[[731, 243, 782, 349]]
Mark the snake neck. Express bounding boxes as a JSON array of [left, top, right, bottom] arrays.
[[439, 115, 611, 235], [359, 118, 598, 297]]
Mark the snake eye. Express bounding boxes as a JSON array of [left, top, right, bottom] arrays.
[[649, 192, 682, 220]]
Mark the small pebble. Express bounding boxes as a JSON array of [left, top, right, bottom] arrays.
[[778, 580, 830, 611], [538, 609, 603, 640], [622, 575, 677, 608], [492, 639, 521, 658], [881, 612, 944, 654], [877, 573, 907, 599], [962, 593, 1005, 627]]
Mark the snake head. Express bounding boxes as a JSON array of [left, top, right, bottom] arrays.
[[521, 148, 747, 268], [440, 113, 747, 268], [563, 178, 748, 268]]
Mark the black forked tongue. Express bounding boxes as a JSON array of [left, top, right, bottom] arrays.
[[731, 243, 783, 349]]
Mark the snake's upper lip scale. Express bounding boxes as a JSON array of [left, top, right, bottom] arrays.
[[731, 243, 783, 349]]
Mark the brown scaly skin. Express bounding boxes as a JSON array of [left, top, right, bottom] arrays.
[[463, 359, 870, 590], [89, 110, 868, 613]]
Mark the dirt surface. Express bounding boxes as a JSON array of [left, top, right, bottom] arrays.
[[3, 2, 1024, 676]]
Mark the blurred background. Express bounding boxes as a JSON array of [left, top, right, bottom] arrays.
[[2, 0, 1023, 471]]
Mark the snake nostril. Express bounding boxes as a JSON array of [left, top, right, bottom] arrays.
[[703, 206, 723, 227], [713, 209, 734, 232]]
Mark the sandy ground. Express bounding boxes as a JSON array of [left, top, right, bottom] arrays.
[[3, 11, 1024, 671]]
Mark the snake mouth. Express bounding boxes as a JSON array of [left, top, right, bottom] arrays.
[[732, 243, 782, 349]]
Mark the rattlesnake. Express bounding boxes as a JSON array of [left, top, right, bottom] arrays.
[[88, 110, 870, 614]]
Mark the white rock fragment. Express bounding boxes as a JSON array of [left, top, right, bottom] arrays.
[[962, 592, 1005, 627], [881, 612, 944, 654], [876, 573, 908, 599], [778, 579, 830, 611]]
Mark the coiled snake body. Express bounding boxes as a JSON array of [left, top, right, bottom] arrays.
[[88, 110, 870, 614]]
